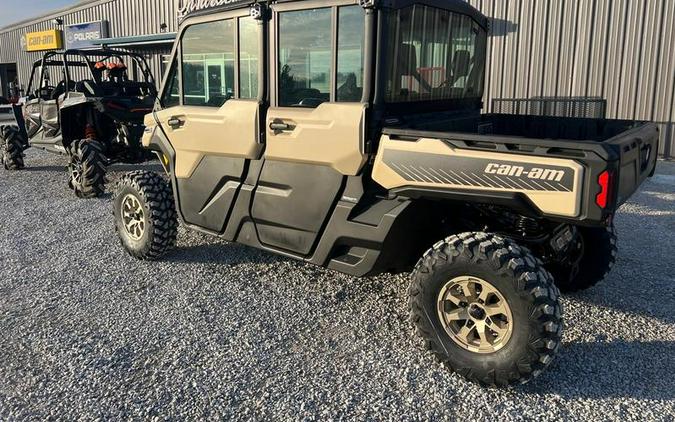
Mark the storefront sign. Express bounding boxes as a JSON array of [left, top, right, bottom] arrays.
[[24, 29, 63, 52], [65, 21, 109, 49], [177, 0, 246, 20]]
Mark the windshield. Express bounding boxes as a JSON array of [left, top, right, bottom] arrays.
[[383, 5, 487, 103]]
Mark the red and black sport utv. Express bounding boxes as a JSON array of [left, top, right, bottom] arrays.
[[1, 49, 157, 198]]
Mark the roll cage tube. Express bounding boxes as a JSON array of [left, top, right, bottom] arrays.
[[63, 49, 157, 96], [26, 49, 157, 99]]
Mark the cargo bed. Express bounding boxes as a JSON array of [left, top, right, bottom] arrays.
[[374, 114, 659, 224]]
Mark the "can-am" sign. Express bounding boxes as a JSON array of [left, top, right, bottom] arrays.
[[177, 0, 246, 20]]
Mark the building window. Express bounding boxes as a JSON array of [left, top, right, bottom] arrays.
[[181, 19, 235, 107], [160, 54, 172, 78], [239, 17, 260, 99], [278, 8, 332, 108], [161, 57, 180, 108]]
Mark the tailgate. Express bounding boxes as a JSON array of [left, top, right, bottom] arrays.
[[606, 123, 659, 206]]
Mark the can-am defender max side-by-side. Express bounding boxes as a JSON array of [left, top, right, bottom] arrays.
[[1, 49, 157, 198], [113, 0, 658, 386]]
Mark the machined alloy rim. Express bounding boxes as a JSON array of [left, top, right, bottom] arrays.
[[436, 276, 514, 354], [121, 194, 146, 241], [69, 158, 83, 187]]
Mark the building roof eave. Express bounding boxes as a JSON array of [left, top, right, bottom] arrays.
[[96, 32, 177, 48]]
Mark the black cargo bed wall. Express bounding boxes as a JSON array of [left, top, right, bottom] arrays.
[[482, 114, 641, 142], [398, 112, 641, 142]]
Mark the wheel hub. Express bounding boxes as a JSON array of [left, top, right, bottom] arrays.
[[468, 303, 486, 320], [121, 194, 145, 240], [437, 276, 514, 354]]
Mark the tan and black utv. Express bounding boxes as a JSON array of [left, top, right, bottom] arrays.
[[113, 0, 658, 386]]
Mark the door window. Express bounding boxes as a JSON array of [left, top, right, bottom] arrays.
[[239, 17, 260, 99], [277, 5, 366, 108], [337, 6, 365, 102], [278, 8, 332, 108], [181, 19, 235, 107]]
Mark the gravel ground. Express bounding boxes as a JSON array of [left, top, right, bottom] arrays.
[[1, 150, 674, 421]]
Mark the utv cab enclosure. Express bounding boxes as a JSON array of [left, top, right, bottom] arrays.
[[1, 49, 157, 198], [115, 0, 658, 386]]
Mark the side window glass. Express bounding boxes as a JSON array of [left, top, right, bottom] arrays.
[[161, 57, 180, 108], [336, 6, 365, 102], [239, 17, 260, 99], [182, 19, 235, 107], [278, 8, 332, 108]]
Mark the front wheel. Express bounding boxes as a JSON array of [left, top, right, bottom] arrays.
[[409, 232, 563, 386], [113, 171, 178, 260], [1, 125, 26, 170], [68, 139, 107, 198]]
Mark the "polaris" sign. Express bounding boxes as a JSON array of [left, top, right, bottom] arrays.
[[65, 21, 109, 49]]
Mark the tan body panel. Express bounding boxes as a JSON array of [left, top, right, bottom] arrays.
[[265, 103, 367, 176], [152, 100, 262, 179], [373, 135, 585, 217]]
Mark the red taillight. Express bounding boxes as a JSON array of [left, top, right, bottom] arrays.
[[596, 170, 612, 209]]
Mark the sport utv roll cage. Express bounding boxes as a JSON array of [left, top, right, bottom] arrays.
[[26, 49, 157, 100]]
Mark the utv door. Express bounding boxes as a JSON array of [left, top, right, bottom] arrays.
[[39, 99, 60, 139], [251, 1, 368, 256], [156, 11, 264, 233], [23, 98, 42, 138]]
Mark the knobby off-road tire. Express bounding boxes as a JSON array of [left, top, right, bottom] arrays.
[[1, 125, 25, 170], [409, 232, 563, 387], [548, 224, 618, 293], [114, 171, 178, 260], [68, 139, 107, 198]]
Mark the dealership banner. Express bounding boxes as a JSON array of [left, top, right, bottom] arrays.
[[23, 30, 63, 51], [65, 21, 109, 49]]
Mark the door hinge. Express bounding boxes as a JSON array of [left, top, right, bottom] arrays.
[[250, 3, 270, 20], [359, 0, 378, 9]]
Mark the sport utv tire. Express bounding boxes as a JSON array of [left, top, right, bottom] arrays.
[[548, 224, 618, 293], [1, 125, 25, 170], [409, 232, 563, 387], [68, 139, 107, 198], [114, 171, 178, 260]]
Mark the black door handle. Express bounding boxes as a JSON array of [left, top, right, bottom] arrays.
[[269, 120, 293, 132]]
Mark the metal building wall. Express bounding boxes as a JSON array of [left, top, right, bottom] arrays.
[[467, 0, 675, 159], [0, 0, 180, 91]]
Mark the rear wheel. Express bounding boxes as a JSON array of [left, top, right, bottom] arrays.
[[547, 224, 617, 292], [1, 125, 25, 170], [68, 139, 107, 198], [409, 232, 563, 386], [114, 171, 178, 260]]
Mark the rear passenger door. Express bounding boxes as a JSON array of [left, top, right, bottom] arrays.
[[251, 1, 368, 256], [156, 10, 264, 234]]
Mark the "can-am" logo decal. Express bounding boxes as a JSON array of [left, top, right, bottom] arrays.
[[484, 163, 566, 182]]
